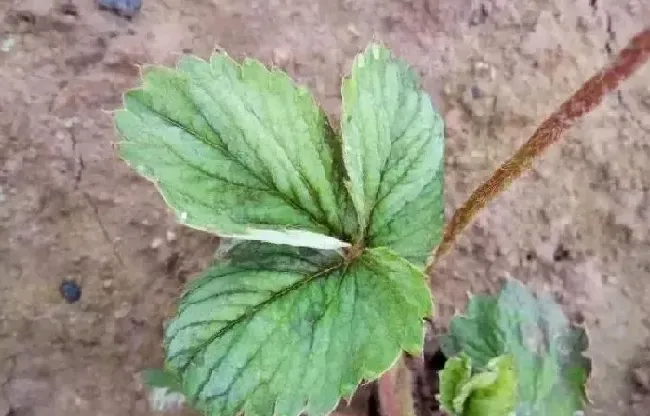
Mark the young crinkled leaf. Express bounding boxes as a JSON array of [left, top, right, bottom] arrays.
[[341, 44, 445, 265], [441, 279, 591, 416], [115, 54, 357, 250], [164, 242, 432, 416], [438, 354, 472, 414], [439, 354, 517, 416]]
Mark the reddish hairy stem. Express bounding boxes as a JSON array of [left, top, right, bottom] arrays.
[[377, 357, 417, 416], [426, 28, 650, 274]]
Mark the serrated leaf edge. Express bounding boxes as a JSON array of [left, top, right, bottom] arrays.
[[165, 246, 432, 416], [115, 55, 353, 251]]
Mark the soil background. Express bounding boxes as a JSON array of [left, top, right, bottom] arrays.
[[1, 0, 649, 415]]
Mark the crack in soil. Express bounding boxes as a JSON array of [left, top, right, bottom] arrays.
[[0, 354, 18, 413], [82, 192, 126, 269], [617, 91, 650, 133], [604, 12, 616, 56], [65, 123, 122, 269], [68, 126, 84, 190]]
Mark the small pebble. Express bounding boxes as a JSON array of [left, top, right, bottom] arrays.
[[59, 280, 82, 303], [114, 303, 131, 319], [472, 61, 496, 80], [97, 0, 142, 18], [166, 230, 177, 243], [347, 24, 360, 37], [150, 237, 164, 250], [272, 48, 291, 67], [603, 274, 618, 285]]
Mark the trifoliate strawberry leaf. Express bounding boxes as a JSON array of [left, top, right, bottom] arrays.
[[439, 354, 518, 416], [441, 279, 591, 416], [115, 54, 357, 250], [340, 44, 445, 265], [164, 242, 432, 416]]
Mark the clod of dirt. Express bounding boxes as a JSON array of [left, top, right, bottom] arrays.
[[58, 3, 79, 18], [469, 3, 489, 26], [632, 368, 650, 392], [96, 0, 142, 18], [6, 377, 52, 410], [5, 407, 28, 416], [553, 244, 572, 262], [0, 400, 10, 416], [629, 353, 650, 416], [165, 230, 177, 243], [630, 368, 650, 414], [272, 47, 292, 68], [5, 0, 79, 33]]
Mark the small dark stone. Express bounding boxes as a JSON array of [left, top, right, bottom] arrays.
[[470, 85, 483, 99], [59, 280, 82, 303], [59, 3, 79, 17], [16, 11, 36, 25], [96, 0, 142, 18], [553, 244, 571, 262]]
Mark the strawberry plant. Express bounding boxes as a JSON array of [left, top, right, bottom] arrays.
[[114, 28, 650, 416], [438, 279, 590, 416]]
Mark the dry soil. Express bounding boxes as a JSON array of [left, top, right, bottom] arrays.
[[1, 1, 649, 415]]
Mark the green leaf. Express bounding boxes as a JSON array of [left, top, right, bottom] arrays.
[[142, 367, 182, 393], [439, 355, 517, 416], [441, 279, 591, 416], [340, 44, 445, 265], [115, 53, 357, 250], [164, 242, 432, 416], [439, 354, 472, 415], [142, 368, 187, 412], [441, 295, 503, 369], [460, 356, 517, 416]]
